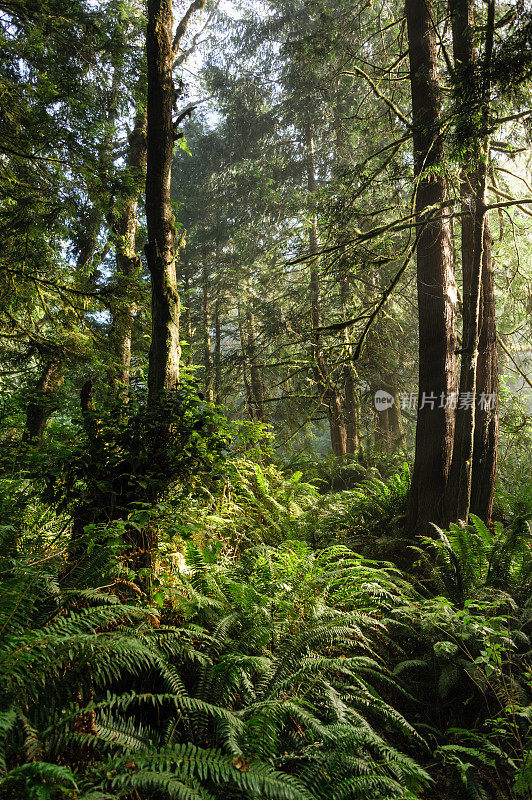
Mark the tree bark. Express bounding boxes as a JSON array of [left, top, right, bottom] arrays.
[[180, 258, 194, 366], [387, 383, 405, 450], [344, 361, 360, 455], [405, 0, 459, 532], [145, 0, 180, 400], [201, 263, 214, 403], [23, 362, 64, 444], [237, 302, 254, 420], [246, 307, 266, 422], [339, 274, 360, 455], [108, 110, 148, 399], [375, 403, 390, 452], [445, 0, 498, 524], [214, 298, 222, 403], [305, 123, 347, 459], [471, 224, 498, 521]]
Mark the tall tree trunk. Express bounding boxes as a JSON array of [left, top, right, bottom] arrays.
[[374, 375, 403, 453], [405, 0, 458, 531], [386, 380, 405, 450], [246, 307, 266, 422], [471, 225, 498, 521], [344, 361, 360, 455], [305, 123, 347, 459], [144, 0, 207, 399], [108, 110, 148, 399], [145, 0, 180, 400], [334, 95, 360, 457], [446, 0, 498, 524], [375, 402, 390, 453], [181, 259, 193, 366], [237, 302, 254, 420], [202, 264, 214, 403], [214, 298, 222, 403], [339, 274, 360, 455], [65, 0, 207, 585]]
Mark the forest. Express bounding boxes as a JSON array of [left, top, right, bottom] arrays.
[[1, 0, 532, 797]]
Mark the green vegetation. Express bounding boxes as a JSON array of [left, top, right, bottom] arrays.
[[1, 442, 532, 798], [1, 0, 531, 797]]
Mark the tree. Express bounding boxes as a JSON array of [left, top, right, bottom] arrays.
[[145, 0, 182, 399], [445, 0, 498, 524], [405, 0, 459, 531]]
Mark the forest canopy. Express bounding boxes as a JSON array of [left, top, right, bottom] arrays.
[[0, 0, 532, 798]]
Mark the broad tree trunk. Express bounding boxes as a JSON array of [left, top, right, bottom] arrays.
[[405, 0, 458, 531], [445, 0, 497, 524], [23, 362, 65, 444], [305, 123, 347, 459], [145, 0, 180, 400]]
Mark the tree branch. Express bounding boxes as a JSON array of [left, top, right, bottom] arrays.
[[172, 0, 207, 57], [340, 65, 412, 129]]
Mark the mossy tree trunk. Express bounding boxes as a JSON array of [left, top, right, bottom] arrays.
[[108, 109, 148, 400], [202, 261, 214, 403], [145, 0, 181, 400]]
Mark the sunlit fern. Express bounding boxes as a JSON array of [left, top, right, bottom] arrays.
[[0, 550, 316, 800], [163, 540, 430, 799]]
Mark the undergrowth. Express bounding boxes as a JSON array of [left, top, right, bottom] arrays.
[[0, 455, 531, 799]]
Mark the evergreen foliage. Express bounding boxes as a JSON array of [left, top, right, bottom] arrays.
[[0, 0, 531, 798]]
